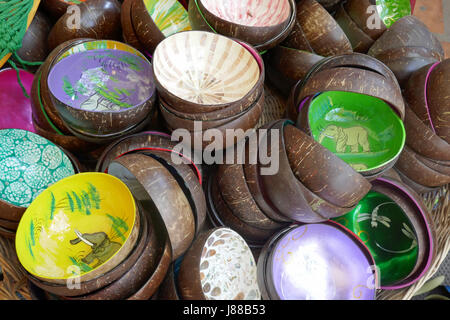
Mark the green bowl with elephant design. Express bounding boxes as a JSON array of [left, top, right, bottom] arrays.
[[308, 91, 405, 173]]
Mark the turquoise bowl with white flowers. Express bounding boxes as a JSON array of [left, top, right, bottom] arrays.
[[0, 129, 75, 224]]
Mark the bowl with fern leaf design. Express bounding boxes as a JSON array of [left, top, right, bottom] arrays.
[[47, 40, 156, 136], [15, 172, 141, 287]]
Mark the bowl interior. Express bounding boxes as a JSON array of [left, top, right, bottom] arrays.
[[376, 0, 411, 28], [270, 223, 375, 300], [199, 228, 260, 300], [144, 0, 191, 37], [153, 31, 260, 105], [0, 129, 75, 208], [0, 69, 35, 132], [16, 172, 136, 280], [333, 191, 419, 287], [48, 40, 155, 112], [308, 91, 405, 172], [201, 0, 290, 27]]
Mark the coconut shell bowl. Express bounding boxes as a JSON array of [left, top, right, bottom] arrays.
[[46, 40, 157, 143], [0, 69, 35, 133], [394, 60, 450, 188], [205, 120, 372, 245], [15, 172, 150, 297], [188, 0, 296, 52], [153, 31, 265, 150], [300, 91, 406, 177], [130, 0, 192, 54], [368, 16, 444, 87], [177, 227, 261, 300], [257, 222, 377, 300], [335, 0, 414, 53], [0, 129, 76, 232], [333, 177, 435, 290]]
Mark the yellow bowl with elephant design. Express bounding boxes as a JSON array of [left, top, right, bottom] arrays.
[[15, 172, 139, 282]]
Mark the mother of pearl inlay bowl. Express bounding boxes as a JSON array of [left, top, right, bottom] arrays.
[[199, 228, 261, 300]]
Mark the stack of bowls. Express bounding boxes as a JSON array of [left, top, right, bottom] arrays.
[[368, 16, 444, 87], [206, 120, 371, 246], [292, 53, 406, 180], [333, 177, 435, 290], [0, 129, 77, 238], [335, 0, 414, 54], [394, 60, 450, 192], [266, 0, 352, 96], [100, 131, 206, 262], [153, 31, 265, 150], [16, 172, 172, 300], [188, 0, 296, 52], [127, 0, 193, 54], [257, 222, 377, 300], [47, 0, 122, 51], [44, 39, 157, 145]]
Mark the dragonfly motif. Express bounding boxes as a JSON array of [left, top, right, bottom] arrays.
[[356, 202, 395, 228]]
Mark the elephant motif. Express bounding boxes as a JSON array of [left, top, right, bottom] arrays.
[[318, 125, 371, 153], [70, 229, 121, 268]]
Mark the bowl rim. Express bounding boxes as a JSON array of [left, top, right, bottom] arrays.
[[15, 172, 137, 280], [48, 40, 156, 114]]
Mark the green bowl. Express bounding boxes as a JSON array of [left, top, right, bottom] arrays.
[[376, 0, 412, 28], [333, 190, 418, 287], [308, 91, 405, 173]]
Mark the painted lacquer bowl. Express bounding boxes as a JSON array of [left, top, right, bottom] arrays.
[[178, 227, 261, 300], [0, 129, 75, 222], [132, 0, 192, 53], [307, 91, 405, 174], [47, 40, 156, 135], [333, 177, 435, 289], [153, 31, 261, 112], [0, 69, 35, 132], [189, 0, 293, 50], [16, 172, 138, 283], [258, 223, 377, 300], [375, 0, 412, 28]]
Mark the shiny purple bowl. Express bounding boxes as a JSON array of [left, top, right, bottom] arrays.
[[259, 222, 377, 300]]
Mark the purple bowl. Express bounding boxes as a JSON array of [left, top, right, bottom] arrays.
[[0, 68, 35, 132], [263, 223, 377, 300]]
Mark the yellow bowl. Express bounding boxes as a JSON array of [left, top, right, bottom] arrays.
[[15, 172, 137, 282]]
